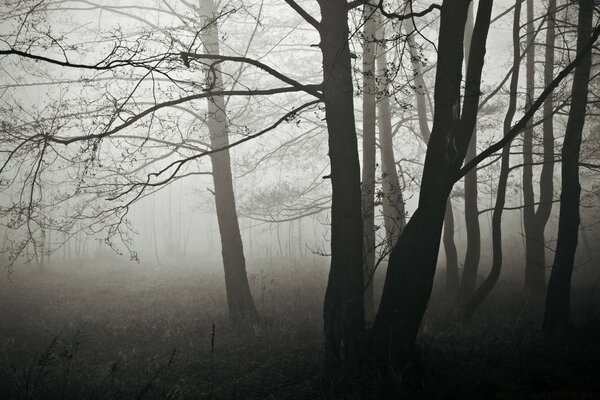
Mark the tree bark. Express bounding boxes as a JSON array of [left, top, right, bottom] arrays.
[[460, 2, 481, 306], [371, 0, 493, 365], [543, 0, 593, 334], [462, 0, 522, 319], [524, 0, 557, 297], [443, 198, 459, 298], [404, 9, 459, 300], [318, 0, 365, 363], [522, 0, 547, 295], [362, 4, 377, 323], [377, 13, 405, 248], [202, 1, 258, 325]]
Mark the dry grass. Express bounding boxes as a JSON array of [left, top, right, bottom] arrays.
[[0, 257, 599, 399]]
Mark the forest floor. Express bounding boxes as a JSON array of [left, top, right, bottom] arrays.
[[1, 257, 600, 399]]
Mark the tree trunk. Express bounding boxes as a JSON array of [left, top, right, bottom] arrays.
[[462, 0, 522, 320], [376, 13, 405, 248], [318, 0, 365, 363], [460, 2, 481, 306], [371, 0, 493, 365], [404, 10, 459, 300], [202, 2, 258, 325], [522, 0, 547, 294], [362, 4, 377, 323], [526, 0, 557, 297], [443, 198, 459, 298], [543, 0, 593, 334]]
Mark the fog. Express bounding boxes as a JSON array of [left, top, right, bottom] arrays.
[[1, 0, 600, 398]]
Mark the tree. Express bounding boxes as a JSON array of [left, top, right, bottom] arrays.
[[361, 3, 377, 323], [199, 0, 259, 324], [402, 2, 459, 301], [371, 0, 493, 364], [376, 10, 406, 248], [543, 0, 594, 335], [460, 1, 482, 307], [462, 0, 523, 320], [0, 0, 320, 321], [316, 0, 365, 363], [522, 0, 548, 295]]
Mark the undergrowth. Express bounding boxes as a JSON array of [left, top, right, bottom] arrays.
[[1, 259, 599, 399]]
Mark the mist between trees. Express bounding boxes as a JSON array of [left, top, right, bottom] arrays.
[[1, 0, 600, 398]]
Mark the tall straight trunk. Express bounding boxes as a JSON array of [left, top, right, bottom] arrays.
[[376, 14, 405, 248], [543, 0, 593, 334], [522, 0, 547, 294], [371, 0, 493, 365], [202, 2, 258, 324], [404, 9, 458, 299], [463, 0, 522, 319], [461, 2, 482, 305], [524, 0, 558, 297], [318, 0, 365, 363], [362, 4, 377, 323]]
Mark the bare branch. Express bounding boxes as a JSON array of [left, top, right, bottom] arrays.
[[284, 0, 320, 30], [456, 23, 600, 182]]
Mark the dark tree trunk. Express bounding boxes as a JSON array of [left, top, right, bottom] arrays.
[[203, 2, 258, 325], [443, 198, 459, 299], [318, 0, 365, 363], [362, 4, 377, 323], [405, 10, 459, 300], [370, 0, 493, 365], [543, 0, 593, 334], [460, 0, 481, 305], [524, 0, 557, 297], [462, 0, 522, 320], [522, 0, 547, 295]]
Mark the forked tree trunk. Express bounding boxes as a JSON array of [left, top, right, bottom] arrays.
[[362, 3, 377, 323], [371, 0, 493, 365], [462, 0, 522, 319], [202, 1, 258, 325], [543, 0, 593, 334], [319, 0, 365, 363]]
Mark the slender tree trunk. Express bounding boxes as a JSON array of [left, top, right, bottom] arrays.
[[362, 4, 377, 323], [318, 0, 365, 363], [443, 198, 459, 298], [377, 13, 405, 247], [543, 0, 593, 334], [461, 2, 482, 305], [525, 0, 558, 298], [522, 0, 547, 294], [463, 0, 522, 319], [201, 2, 258, 325], [371, 0, 493, 365]]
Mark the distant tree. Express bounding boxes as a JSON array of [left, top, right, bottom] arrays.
[[361, 2, 377, 323], [198, 0, 258, 324], [462, 0, 523, 320]]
